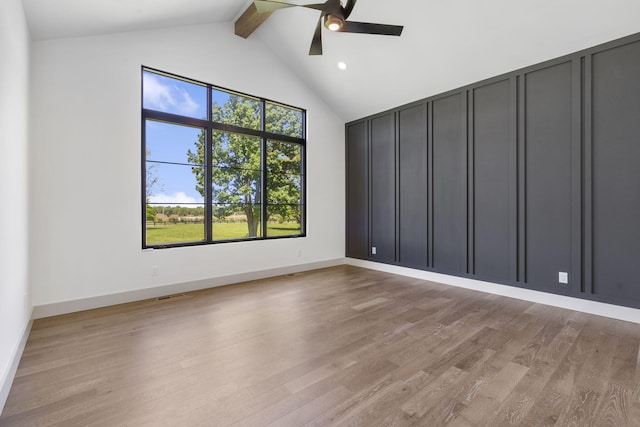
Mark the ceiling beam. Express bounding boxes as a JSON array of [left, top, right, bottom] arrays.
[[235, 2, 273, 38]]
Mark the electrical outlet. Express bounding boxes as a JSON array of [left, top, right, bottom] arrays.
[[152, 266, 159, 277], [372, 246, 377, 255], [558, 272, 568, 284]]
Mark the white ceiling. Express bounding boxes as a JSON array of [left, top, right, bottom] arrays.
[[22, 0, 640, 121], [23, 0, 248, 40]]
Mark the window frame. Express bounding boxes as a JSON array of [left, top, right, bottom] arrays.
[[141, 66, 307, 249]]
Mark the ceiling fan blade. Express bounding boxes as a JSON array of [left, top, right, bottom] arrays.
[[343, 0, 357, 19], [341, 21, 404, 36], [309, 16, 323, 55], [254, 1, 298, 13], [301, 3, 331, 12]]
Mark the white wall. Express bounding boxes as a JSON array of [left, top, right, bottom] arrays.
[[29, 23, 345, 309], [0, 0, 32, 410]]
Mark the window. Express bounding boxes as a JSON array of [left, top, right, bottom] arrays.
[[142, 68, 306, 248]]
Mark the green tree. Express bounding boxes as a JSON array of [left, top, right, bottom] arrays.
[[146, 204, 156, 222], [267, 140, 302, 223], [145, 150, 163, 223], [187, 96, 303, 237]]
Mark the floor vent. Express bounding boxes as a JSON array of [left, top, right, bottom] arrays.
[[156, 293, 185, 301]]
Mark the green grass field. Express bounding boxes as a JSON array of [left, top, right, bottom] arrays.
[[146, 222, 301, 245]]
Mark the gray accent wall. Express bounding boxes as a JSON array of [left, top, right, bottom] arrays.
[[345, 32, 640, 309]]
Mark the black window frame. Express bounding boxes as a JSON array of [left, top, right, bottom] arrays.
[[141, 66, 307, 249]]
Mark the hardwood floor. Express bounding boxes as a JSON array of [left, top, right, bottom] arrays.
[[2, 265, 639, 426]]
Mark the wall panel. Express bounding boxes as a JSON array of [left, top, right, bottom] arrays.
[[398, 104, 428, 268], [472, 80, 512, 281], [432, 94, 466, 274], [524, 62, 573, 291], [346, 122, 368, 259], [370, 113, 396, 263]]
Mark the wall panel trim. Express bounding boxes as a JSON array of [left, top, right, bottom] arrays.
[[509, 76, 519, 282], [517, 74, 527, 284], [571, 58, 583, 295], [428, 101, 435, 268], [467, 89, 475, 275], [583, 54, 593, 296]]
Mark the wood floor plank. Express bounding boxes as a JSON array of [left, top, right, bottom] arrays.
[[2, 265, 639, 426], [555, 321, 619, 426], [445, 361, 529, 426], [517, 322, 593, 426], [487, 314, 587, 426]]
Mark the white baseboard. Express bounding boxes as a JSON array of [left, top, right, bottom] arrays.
[[1, 316, 32, 416], [345, 258, 640, 324], [32, 258, 345, 319]]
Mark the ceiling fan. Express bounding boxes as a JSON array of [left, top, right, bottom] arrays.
[[254, 0, 404, 55]]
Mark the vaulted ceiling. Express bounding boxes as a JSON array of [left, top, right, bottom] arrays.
[[22, 0, 640, 121]]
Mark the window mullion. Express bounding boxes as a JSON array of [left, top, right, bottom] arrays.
[[261, 101, 268, 238], [205, 86, 213, 242]]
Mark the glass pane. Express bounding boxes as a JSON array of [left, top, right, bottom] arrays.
[[267, 205, 302, 236], [146, 162, 205, 205], [212, 132, 261, 169], [146, 203, 205, 245], [267, 140, 301, 175], [266, 102, 303, 137], [266, 140, 302, 233], [212, 88, 261, 130], [146, 121, 204, 165], [213, 204, 262, 240], [267, 173, 301, 205], [212, 130, 262, 208], [143, 70, 207, 119]]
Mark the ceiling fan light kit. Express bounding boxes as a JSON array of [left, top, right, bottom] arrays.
[[253, 0, 403, 55], [324, 14, 343, 32]]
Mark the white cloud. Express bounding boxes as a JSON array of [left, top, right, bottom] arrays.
[[149, 192, 203, 207], [143, 73, 200, 116]]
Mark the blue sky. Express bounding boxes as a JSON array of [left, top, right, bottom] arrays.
[[143, 71, 206, 118], [143, 71, 208, 206], [146, 121, 204, 205]]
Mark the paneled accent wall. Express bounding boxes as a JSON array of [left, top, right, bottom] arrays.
[[345, 32, 640, 309]]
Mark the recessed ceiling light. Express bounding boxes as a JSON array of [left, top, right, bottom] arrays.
[[337, 62, 347, 70]]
